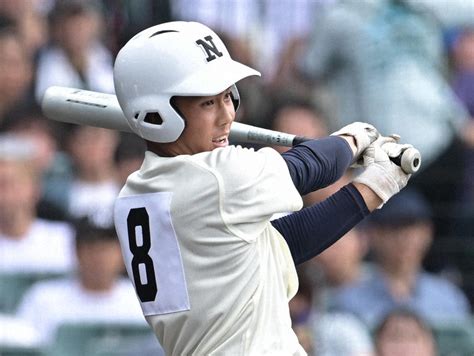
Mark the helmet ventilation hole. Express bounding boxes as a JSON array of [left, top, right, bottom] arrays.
[[144, 112, 163, 125]]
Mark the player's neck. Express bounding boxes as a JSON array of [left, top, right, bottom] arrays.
[[147, 141, 180, 157]]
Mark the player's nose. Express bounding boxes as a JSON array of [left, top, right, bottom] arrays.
[[217, 101, 234, 126]]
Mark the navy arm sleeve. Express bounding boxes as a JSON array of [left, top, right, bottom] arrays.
[[271, 184, 369, 265], [281, 136, 353, 195]]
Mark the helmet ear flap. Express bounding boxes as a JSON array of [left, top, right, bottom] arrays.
[[230, 84, 240, 112]]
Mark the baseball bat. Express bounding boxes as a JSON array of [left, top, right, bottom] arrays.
[[41, 86, 302, 146], [41, 86, 420, 173]]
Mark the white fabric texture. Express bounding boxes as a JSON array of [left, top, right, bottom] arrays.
[[16, 278, 146, 345], [0, 219, 75, 273], [35, 43, 114, 102]]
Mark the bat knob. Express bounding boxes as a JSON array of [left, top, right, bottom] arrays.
[[400, 147, 421, 174]]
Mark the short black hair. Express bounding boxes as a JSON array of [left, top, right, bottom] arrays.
[[264, 91, 328, 131], [114, 132, 146, 164], [49, 0, 101, 25], [73, 214, 117, 245]]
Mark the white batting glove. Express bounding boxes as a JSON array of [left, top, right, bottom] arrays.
[[330, 122, 380, 164], [354, 136, 411, 208], [381, 136, 414, 159]]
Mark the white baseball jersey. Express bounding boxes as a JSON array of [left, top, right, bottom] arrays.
[[114, 146, 305, 355]]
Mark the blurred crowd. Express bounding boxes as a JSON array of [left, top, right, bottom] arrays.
[[0, 0, 473, 355]]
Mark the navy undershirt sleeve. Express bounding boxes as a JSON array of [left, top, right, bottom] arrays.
[[281, 136, 353, 195], [271, 184, 370, 265]]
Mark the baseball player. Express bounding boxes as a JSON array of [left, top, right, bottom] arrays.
[[112, 21, 412, 355]]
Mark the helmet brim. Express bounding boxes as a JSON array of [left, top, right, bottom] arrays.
[[169, 59, 261, 97]]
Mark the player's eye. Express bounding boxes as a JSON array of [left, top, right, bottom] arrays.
[[223, 91, 232, 101], [201, 99, 214, 107]]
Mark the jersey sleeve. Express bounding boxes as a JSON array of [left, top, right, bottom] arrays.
[[202, 146, 303, 240], [271, 183, 369, 265], [282, 136, 353, 195]]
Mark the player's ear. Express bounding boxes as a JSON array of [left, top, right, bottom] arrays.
[[170, 97, 187, 124], [230, 84, 240, 111]]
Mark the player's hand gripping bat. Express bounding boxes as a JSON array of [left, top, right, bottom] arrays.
[[41, 86, 421, 174]]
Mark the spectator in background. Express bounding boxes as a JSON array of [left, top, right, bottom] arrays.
[[289, 265, 375, 356], [0, 0, 48, 58], [267, 93, 329, 155], [331, 188, 471, 328], [450, 27, 474, 215], [114, 132, 146, 187], [310, 227, 371, 311], [0, 24, 34, 130], [298, 0, 474, 239], [3, 108, 74, 221], [288, 269, 315, 354], [266, 93, 351, 207], [16, 215, 148, 347], [0, 134, 75, 274], [443, 27, 474, 308], [35, 0, 114, 102], [172, 0, 331, 82], [101, 0, 172, 55], [374, 308, 437, 356], [65, 125, 120, 220]]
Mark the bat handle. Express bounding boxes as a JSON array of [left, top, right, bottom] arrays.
[[292, 136, 421, 174]]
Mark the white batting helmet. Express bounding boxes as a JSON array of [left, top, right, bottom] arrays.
[[114, 21, 261, 143]]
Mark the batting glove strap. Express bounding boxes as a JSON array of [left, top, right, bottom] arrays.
[[382, 141, 414, 158], [330, 122, 380, 162], [353, 164, 403, 208]]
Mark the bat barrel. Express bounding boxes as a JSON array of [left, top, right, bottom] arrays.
[[41, 86, 133, 133]]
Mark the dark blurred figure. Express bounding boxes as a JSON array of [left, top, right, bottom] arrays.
[[114, 132, 146, 186], [101, 0, 172, 55], [0, 24, 34, 130], [451, 28, 474, 216], [446, 27, 474, 308]]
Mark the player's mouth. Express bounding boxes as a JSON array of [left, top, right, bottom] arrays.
[[212, 135, 229, 147]]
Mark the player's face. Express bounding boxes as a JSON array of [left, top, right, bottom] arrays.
[[171, 88, 235, 154]]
